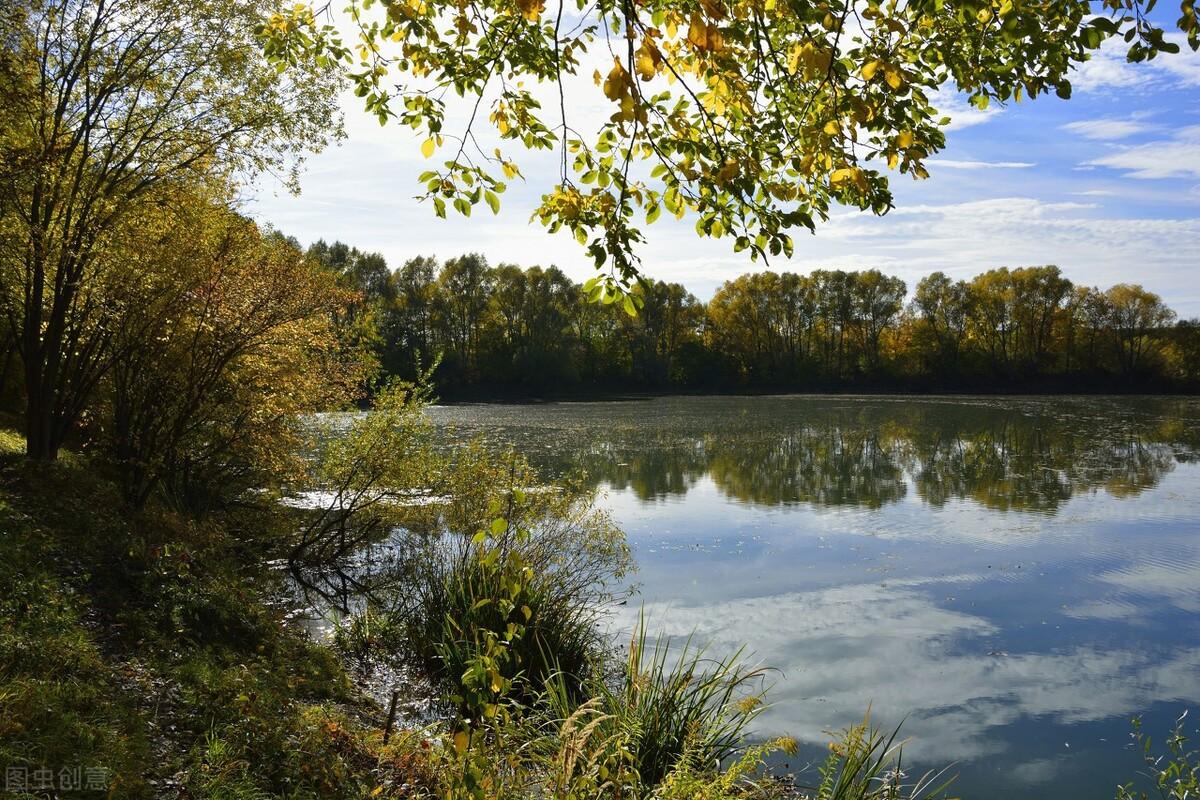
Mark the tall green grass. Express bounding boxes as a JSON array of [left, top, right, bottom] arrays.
[[379, 456, 629, 715], [420, 544, 605, 710], [544, 617, 771, 794]]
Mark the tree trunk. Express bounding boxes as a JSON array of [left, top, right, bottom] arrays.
[[24, 382, 57, 461], [0, 343, 13, 400]]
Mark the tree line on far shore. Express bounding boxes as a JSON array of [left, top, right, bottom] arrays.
[[303, 241, 1200, 397]]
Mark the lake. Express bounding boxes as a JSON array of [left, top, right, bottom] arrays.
[[426, 394, 1200, 800]]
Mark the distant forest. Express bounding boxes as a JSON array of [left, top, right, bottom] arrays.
[[300, 239, 1200, 397]]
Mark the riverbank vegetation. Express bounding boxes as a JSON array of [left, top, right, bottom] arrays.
[[0, 414, 951, 800], [300, 245, 1199, 398]]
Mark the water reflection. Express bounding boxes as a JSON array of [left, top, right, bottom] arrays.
[[611, 574, 1200, 763], [707, 429, 907, 509], [432, 397, 1198, 514], [426, 396, 1200, 800]]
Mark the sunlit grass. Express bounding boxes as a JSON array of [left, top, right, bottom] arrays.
[[544, 615, 771, 793], [0, 427, 24, 455]]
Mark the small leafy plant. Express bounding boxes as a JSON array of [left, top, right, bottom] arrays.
[[804, 712, 955, 800], [1117, 712, 1199, 800]]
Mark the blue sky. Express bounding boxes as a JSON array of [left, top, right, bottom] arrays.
[[248, 37, 1200, 317]]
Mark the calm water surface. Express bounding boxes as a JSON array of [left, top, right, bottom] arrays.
[[426, 395, 1200, 800]]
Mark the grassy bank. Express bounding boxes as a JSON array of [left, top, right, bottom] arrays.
[[0, 432, 430, 799]]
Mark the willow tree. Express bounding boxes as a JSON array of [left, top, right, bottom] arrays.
[[261, 0, 1194, 309], [0, 0, 341, 461]]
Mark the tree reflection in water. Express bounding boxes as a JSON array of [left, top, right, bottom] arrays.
[[437, 397, 1199, 514]]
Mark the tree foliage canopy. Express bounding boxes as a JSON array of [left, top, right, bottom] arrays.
[[262, 0, 1196, 300], [305, 243, 1194, 393], [0, 0, 343, 460]]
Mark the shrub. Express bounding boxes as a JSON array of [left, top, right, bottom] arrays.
[[426, 535, 605, 713], [371, 445, 630, 714], [294, 379, 441, 564]]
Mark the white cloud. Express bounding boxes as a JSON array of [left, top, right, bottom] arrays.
[[789, 196, 1200, 316], [1086, 125, 1200, 178], [930, 91, 1000, 130], [1094, 549, 1200, 613], [884, 196, 1097, 219], [1010, 758, 1066, 786], [1071, 42, 1156, 93], [1072, 35, 1200, 93], [930, 159, 1036, 170], [1154, 40, 1200, 87], [1061, 118, 1151, 140]]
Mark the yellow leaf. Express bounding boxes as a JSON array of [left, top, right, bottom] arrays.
[[688, 12, 708, 49], [635, 51, 655, 80], [420, 138, 435, 158], [635, 41, 659, 80], [823, 119, 840, 135], [706, 23, 724, 52], [515, 0, 545, 21], [611, 93, 638, 121], [830, 167, 865, 189], [603, 58, 630, 101], [897, 130, 914, 148], [453, 730, 470, 754], [884, 66, 904, 90]]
